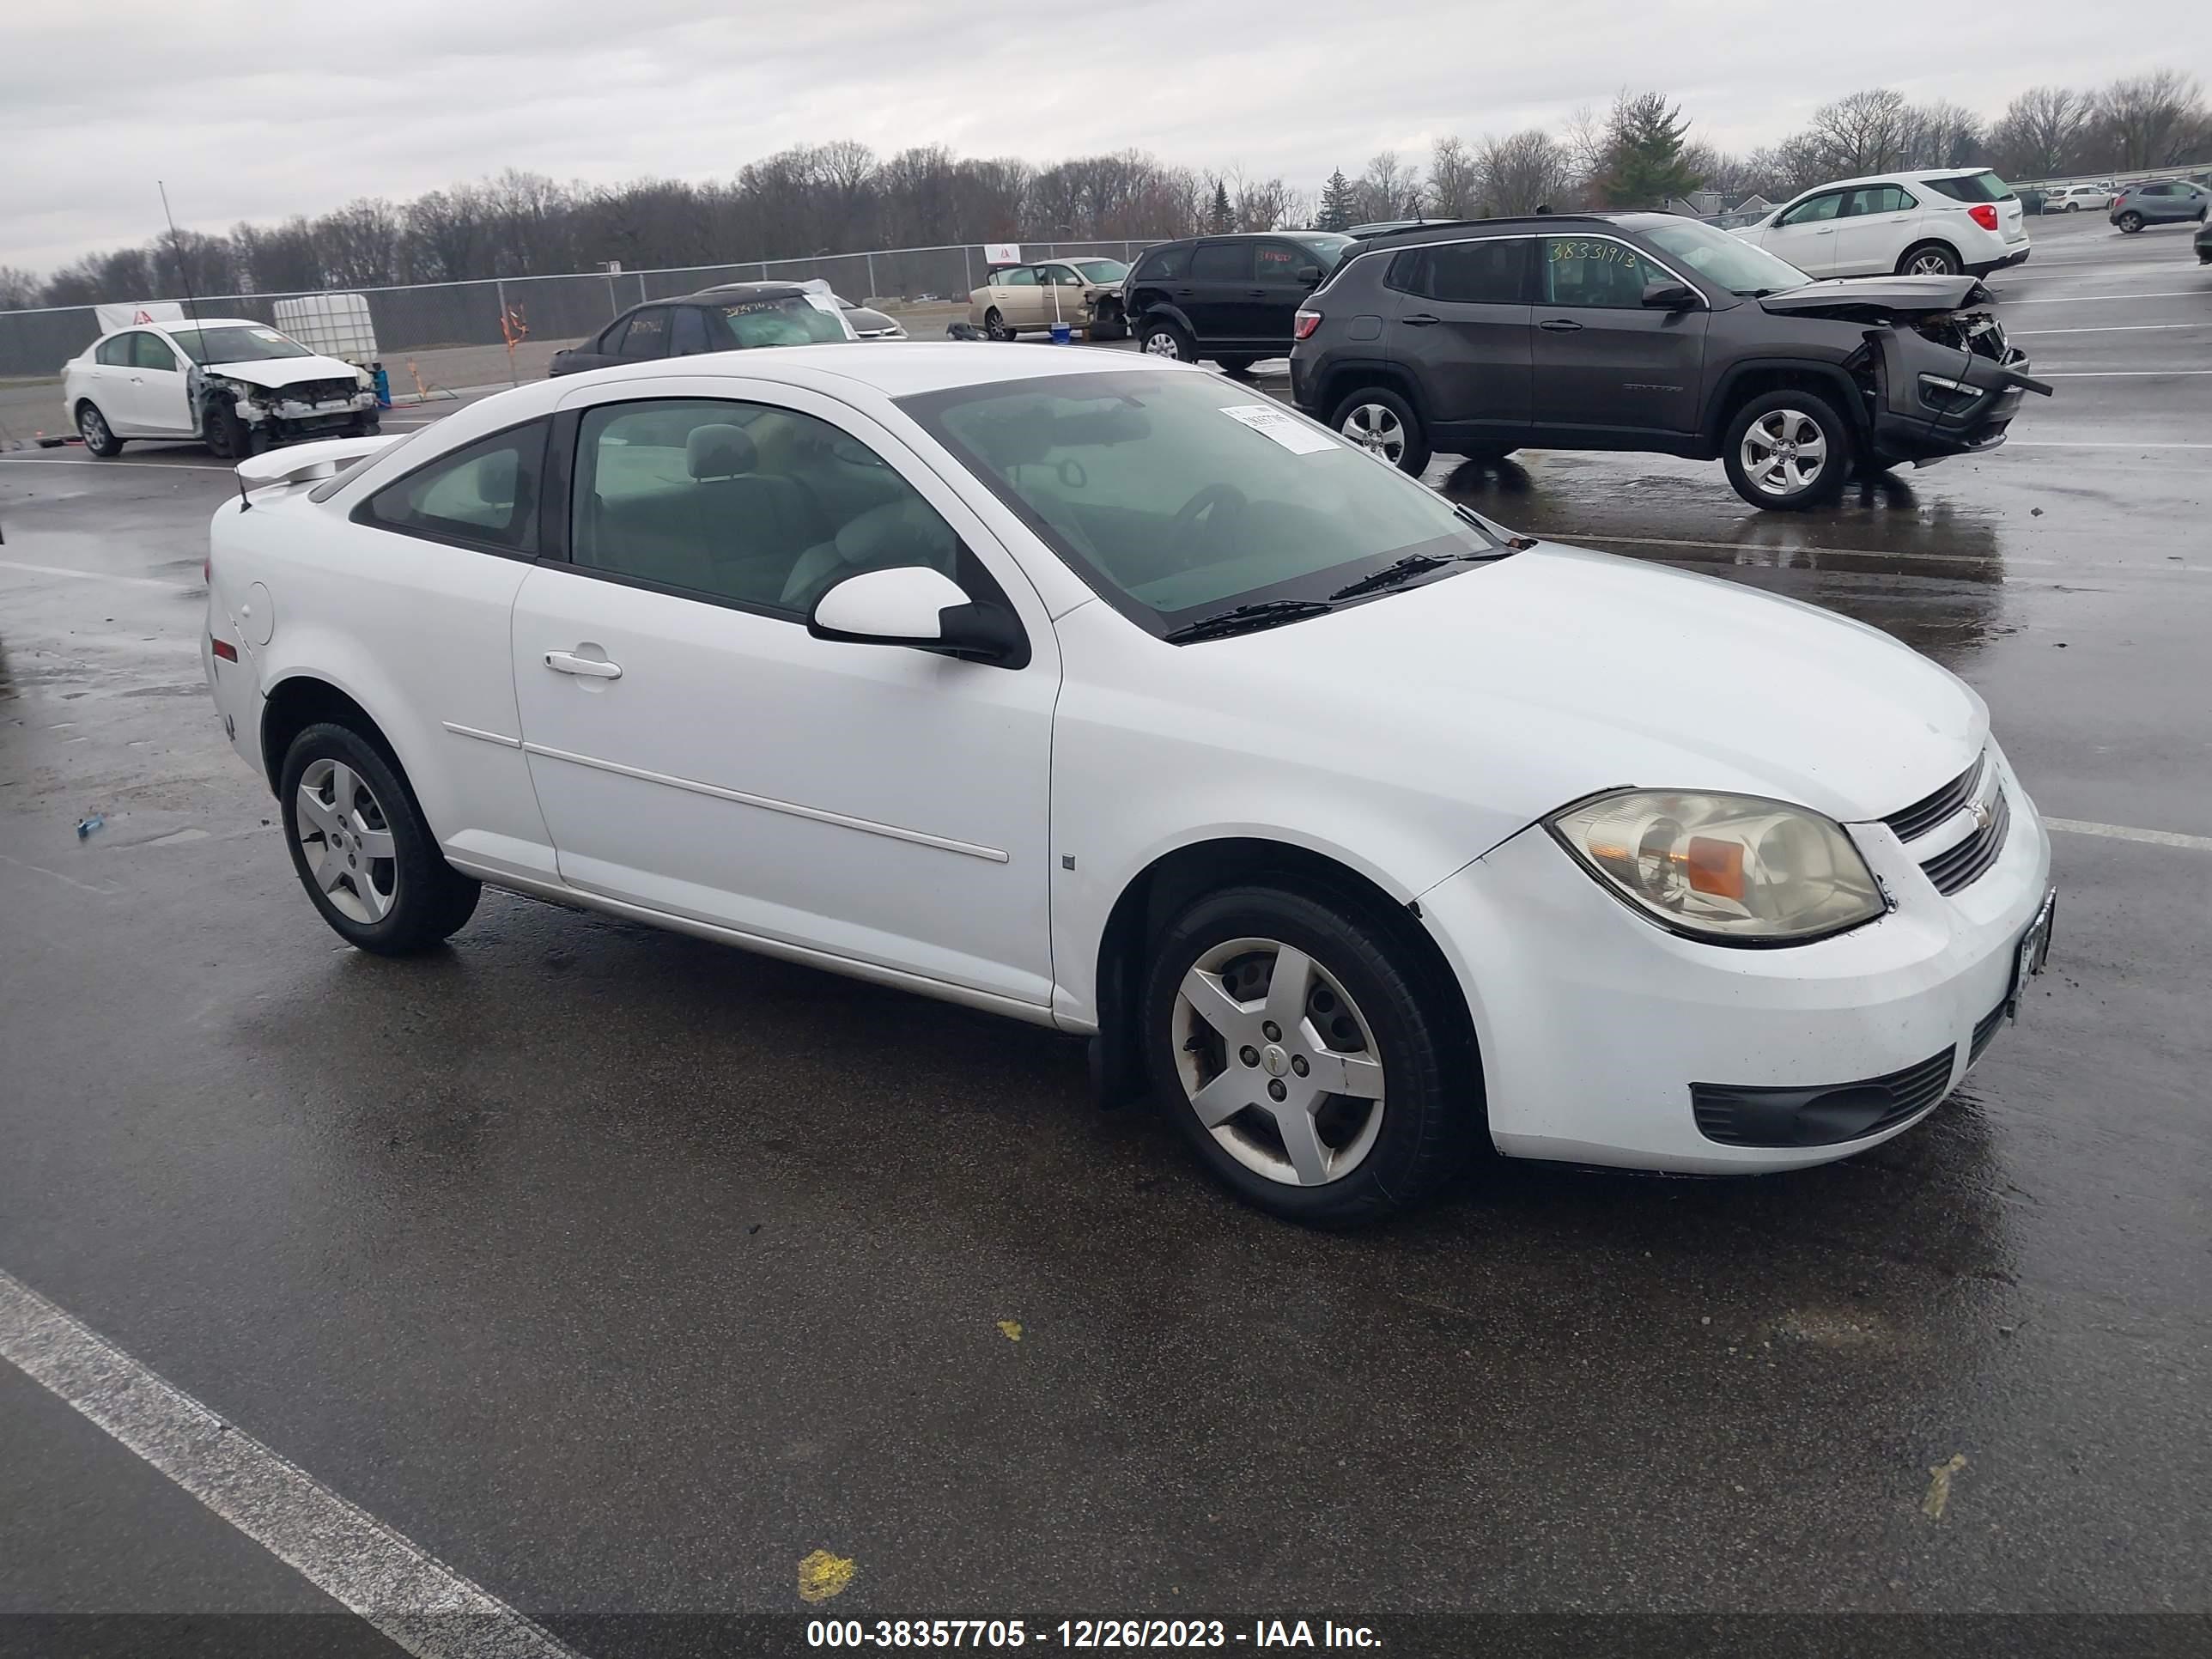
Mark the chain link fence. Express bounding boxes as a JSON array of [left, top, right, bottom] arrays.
[[0, 240, 1164, 380]]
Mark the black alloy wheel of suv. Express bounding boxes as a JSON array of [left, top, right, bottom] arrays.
[[1288, 212, 2051, 511]]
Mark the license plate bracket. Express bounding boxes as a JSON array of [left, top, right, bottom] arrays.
[[2008, 888, 2057, 1020]]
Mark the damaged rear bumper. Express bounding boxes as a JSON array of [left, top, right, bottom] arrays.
[[1866, 322, 2051, 465]]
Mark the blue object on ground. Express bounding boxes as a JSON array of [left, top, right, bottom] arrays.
[[76, 814, 105, 838], [1049, 322, 1073, 345]]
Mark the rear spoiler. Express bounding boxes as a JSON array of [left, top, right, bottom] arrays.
[[234, 433, 401, 507]]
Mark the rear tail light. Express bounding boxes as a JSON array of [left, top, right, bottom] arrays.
[[1969, 204, 2000, 232], [1293, 308, 1322, 342]]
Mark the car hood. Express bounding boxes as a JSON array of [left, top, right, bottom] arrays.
[[1759, 275, 1990, 318], [1169, 544, 1985, 831], [204, 353, 362, 391]]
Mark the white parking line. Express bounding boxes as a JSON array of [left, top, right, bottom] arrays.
[[0, 456, 226, 471], [2009, 323, 2208, 335], [0, 1267, 585, 1659], [2002, 291, 2209, 305], [0, 557, 184, 589], [2046, 818, 2212, 853], [2006, 441, 2212, 448], [1571, 533, 2205, 574], [2036, 369, 2212, 377]]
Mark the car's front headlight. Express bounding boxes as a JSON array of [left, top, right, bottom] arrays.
[[1546, 789, 1886, 944]]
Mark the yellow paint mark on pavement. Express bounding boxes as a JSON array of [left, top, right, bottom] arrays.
[[998, 1320, 1023, 1342], [1922, 1454, 1967, 1521], [799, 1550, 856, 1603]]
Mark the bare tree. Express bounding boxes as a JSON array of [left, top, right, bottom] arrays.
[[0, 265, 46, 309], [1905, 100, 1988, 169], [1559, 103, 1609, 188], [1803, 88, 1916, 175], [1989, 87, 2094, 178], [2097, 71, 2208, 169], [1478, 130, 1574, 216], [1356, 151, 1420, 222], [1426, 135, 1480, 218]]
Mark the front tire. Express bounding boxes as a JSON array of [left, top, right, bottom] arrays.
[[279, 723, 479, 956], [984, 307, 1013, 342], [2117, 212, 2144, 234], [1723, 390, 1852, 511], [1139, 318, 1194, 362], [1142, 885, 1474, 1227], [1329, 386, 1430, 475], [75, 401, 125, 457], [1898, 241, 1961, 276]]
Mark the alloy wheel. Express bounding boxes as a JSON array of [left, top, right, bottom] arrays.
[[295, 757, 399, 925], [1740, 408, 1829, 498], [1340, 403, 1405, 465], [1171, 937, 1387, 1188], [78, 406, 109, 447], [1908, 250, 1957, 276]]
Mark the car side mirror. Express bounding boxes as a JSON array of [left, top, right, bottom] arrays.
[[1296, 264, 1323, 286], [1642, 280, 1699, 310], [808, 564, 1024, 665]]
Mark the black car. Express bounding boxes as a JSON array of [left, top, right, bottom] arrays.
[[2197, 217, 2212, 264], [547, 283, 851, 376], [1289, 212, 2052, 510], [1123, 231, 1355, 373]]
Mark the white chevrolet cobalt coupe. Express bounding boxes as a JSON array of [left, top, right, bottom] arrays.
[[202, 343, 2054, 1225]]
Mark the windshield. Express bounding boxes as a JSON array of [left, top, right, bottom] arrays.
[[168, 325, 314, 364], [1073, 258, 1129, 284], [1924, 171, 2015, 204], [1643, 219, 1811, 296], [900, 368, 1506, 635], [711, 296, 850, 348]]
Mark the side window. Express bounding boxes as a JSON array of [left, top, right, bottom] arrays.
[[96, 334, 135, 367], [996, 267, 1037, 288], [1043, 265, 1085, 287], [360, 422, 545, 553], [1541, 236, 1669, 309], [1134, 246, 1188, 282], [1779, 191, 1844, 227], [614, 308, 671, 360], [134, 333, 179, 372], [1189, 243, 1253, 282], [568, 398, 961, 619], [1843, 185, 1911, 216], [1255, 243, 1304, 283], [1404, 240, 1528, 304], [671, 307, 709, 355]]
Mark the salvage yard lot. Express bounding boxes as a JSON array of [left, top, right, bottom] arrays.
[[2, 208, 2208, 1646]]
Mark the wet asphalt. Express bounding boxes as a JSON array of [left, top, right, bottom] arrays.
[[2, 209, 2208, 1647]]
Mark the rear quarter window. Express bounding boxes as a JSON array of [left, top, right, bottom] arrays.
[[1924, 172, 2015, 204], [1133, 246, 1189, 283]]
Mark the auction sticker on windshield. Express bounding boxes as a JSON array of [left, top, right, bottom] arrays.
[[1219, 403, 1335, 455]]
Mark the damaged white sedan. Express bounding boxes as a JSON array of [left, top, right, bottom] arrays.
[[63, 317, 380, 459]]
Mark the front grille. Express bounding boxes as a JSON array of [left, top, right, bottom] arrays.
[[1886, 751, 1986, 842], [274, 377, 358, 405], [1967, 997, 2008, 1066], [1921, 785, 2011, 896], [1691, 1045, 1958, 1148]]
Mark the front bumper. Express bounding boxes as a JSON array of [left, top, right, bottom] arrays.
[[1867, 327, 2048, 465], [1415, 747, 2053, 1173]]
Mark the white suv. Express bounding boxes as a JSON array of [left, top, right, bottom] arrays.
[[2044, 184, 2112, 213], [1733, 168, 2031, 279]]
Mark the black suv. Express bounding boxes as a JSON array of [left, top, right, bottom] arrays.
[[1289, 213, 2051, 509], [1124, 232, 1354, 373], [548, 283, 849, 376]]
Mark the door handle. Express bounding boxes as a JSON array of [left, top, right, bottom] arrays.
[[1402, 313, 1442, 326], [1245, 289, 1267, 297], [1538, 319, 1583, 332], [1815, 227, 1835, 235], [544, 650, 622, 680]]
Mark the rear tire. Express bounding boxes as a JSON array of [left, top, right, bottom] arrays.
[[1329, 387, 1430, 476], [1723, 389, 1853, 511], [75, 401, 125, 457], [984, 307, 1013, 341], [1141, 884, 1474, 1227], [1897, 241, 1961, 276], [2117, 212, 2144, 234], [1139, 317, 1194, 362], [278, 722, 480, 956]]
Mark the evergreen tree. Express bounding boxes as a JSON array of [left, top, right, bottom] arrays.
[[1316, 168, 1355, 232], [1208, 179, 1235, 233], [1600, 93, 1705, 208]]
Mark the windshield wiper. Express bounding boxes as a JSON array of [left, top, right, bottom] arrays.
[[1329, 546, 1518, 601], [1162, 599, 1338, 644]]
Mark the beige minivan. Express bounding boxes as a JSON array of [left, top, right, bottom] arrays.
[[967, 258, 1131, 340]]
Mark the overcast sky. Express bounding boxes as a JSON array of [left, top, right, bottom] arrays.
[[6, 0, 2205, 275]]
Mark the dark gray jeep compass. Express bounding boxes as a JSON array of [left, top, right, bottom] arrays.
[[1288, 213, 2051, 510]]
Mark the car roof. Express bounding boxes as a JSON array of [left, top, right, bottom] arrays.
[[108, 316, 262, 333], [1356, 214, 1617, 249], [683, 283, 814, 301], [1789, 167, 1996, 195]]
